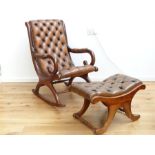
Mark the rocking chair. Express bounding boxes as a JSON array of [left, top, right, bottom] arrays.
[[25, 19, 98, 107]]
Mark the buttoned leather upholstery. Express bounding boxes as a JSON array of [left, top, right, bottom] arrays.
[[70, 74, 142, 100], [30, 20, 73, 76], [29, 19, 96, 78]]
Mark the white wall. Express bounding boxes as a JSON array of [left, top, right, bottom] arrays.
[[0, 0, 155, 82]]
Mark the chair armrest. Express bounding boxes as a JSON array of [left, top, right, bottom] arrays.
[[68, 47, 95, 66], [33, 53, 58, 75]]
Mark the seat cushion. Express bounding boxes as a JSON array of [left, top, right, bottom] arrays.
[[58, 65, 96, 78], [70, 74, 142, 99]]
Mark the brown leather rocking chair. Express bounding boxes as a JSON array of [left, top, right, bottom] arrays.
[[25, 19, 98, 107]]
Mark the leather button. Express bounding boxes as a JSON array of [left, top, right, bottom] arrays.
[[92, 89, 97, 92], [61, 64, 65, 67], [106, 89, 111, 92], [40, 27, 43, 31], [52, 49, 55, 53], [37, 33, 40, 37], [43, 23, 46, 26], [48, 61, 51, 64], [39, 44, 42, 48], [119, 86, 123, 89]]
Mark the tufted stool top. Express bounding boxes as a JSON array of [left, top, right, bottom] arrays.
[[70, 74, 143, 100]]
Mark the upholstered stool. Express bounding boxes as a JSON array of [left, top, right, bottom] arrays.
[[70, 74, 146, 134]]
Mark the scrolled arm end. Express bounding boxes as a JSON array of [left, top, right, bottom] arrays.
[[33, 53, 58, 75], [83, 60, 88, 65]]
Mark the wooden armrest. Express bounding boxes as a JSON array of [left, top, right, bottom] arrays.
[[68, 47, 95, 66], [33, 53, 58, 75]]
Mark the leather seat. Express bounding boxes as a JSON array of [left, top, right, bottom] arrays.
[[70, 74, 142, 99], [59, 65, 96, 78]]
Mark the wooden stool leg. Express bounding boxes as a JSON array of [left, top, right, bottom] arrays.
[[95, 104, 120, 134], [103, 103, 125, 113], [73, 99, 90, 118], [123, 100, 140, 121], [73, 99, 97, 131]]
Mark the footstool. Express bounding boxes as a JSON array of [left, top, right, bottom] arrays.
[[70, 74, 146, 134]]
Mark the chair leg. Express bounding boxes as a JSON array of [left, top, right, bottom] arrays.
[[64, 78, 74, 86], [65, 74, 91, 86], [94, 104, 120, 134], [123, 100, 140, 121], [81, 74, 91, 83], [32, 82, 44, 95], [32, 81, 65, 107], [73, 99, 90, 118]]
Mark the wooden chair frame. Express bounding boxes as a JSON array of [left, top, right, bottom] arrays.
[[25, 21, 98, 107]]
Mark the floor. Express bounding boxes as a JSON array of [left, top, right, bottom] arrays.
[[0, 82, 154, 135]]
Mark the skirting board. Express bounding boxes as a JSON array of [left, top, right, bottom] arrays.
[[1, 76, 155, 82]]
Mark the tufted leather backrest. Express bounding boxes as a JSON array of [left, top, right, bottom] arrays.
[[29, 19, 73, 76]]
